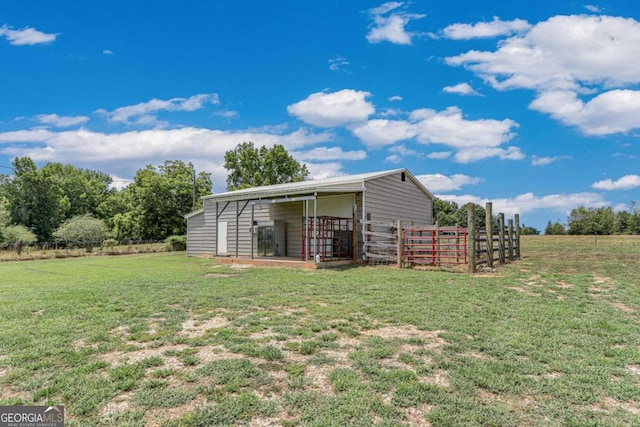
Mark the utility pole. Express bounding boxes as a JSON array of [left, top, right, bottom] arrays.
[[191, 164, 197, 211]]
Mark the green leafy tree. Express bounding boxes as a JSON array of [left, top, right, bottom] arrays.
[[455, 203, 487, 229], [614, 210, 632, 234], [54, 215, 110, 252], [2, 157, 113, 241], [124, 161, 212, 240], [628, 201, 640, 234], [433, 198, 459, 226], [0, 193, 9, 243], [568, 206, 614, 235], [224, 142, 309, 190], [545, 220, 566, 235], [520, 225, 540, 235], [4, 157, 68, 241], [42, 163, 113, 218]]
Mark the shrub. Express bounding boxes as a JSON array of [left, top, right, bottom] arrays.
[[54, 215, 110, 252], [3, 225, 38, 254], [102, 238, 118, 248], [165, 235, 186, 251]]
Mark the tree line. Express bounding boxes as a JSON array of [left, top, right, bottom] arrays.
[[0, 142, 308, 248], [544, 204, 640, 235], [0, 157, 213, 246], [434, 199, 640, 235]]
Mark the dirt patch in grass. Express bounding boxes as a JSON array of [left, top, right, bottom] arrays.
[[180, 316, 231, 338], [610, 301, 636, 313], [587, 396, 640, 415], [203, 273, 237, 278], [100, 344, 188, 368], [100, 392, 134, 417], [360, 326, 448, 348], [403, 404, 433, 426], [196, 346, 245, 364], [419, 369, 450, 387], [144, 396, 209, 426], [555, 281, 573, 289]]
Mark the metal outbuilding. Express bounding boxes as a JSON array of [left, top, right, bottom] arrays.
[[185, 168, 434, 265]]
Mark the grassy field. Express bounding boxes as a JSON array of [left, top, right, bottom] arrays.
[[0, 236, 639, 426]]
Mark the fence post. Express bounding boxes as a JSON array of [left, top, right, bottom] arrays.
[[467, 203, 476, 273], [498, 213, 505, 264], [485, 202, 493, 268], [397, 220, 403, 268], [514, 214, 521, 260], [508, 219, 514, 262]]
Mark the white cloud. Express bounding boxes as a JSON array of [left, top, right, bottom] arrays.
[[529, 89, 640, 135], [442, 83, 482, 96], [388, 95, 403, 102], [585, 5, 601, 13], [102, 49, 113, 55], [455, 146, 524, 163], [98, 93, 220, 126], [213, 110, 239, 119], [385, 154, 402, 164], [379, 108, 402, 117], [442, 17, 531, 40], [410, 107, 521, 163], [427, 151, 453, 160], [416, 173, 483, 192], [350, 119, 416, 148], [592, 175, 640, 190], [328, 55, 349, 72], [531, 155, 571, 166], [305, 162, 345, 180], [292, 146, 367, 161], [287, 89, 375, 128], [447, 15, 640, 92], [438, 192, 607, 216], [35, 114, 89, 128], [0, 24, 58, 45], [363, 110, 520, 162], [366, 2, 425, 45], [0, 126, 332, 192], [389, 144, 422, 157]]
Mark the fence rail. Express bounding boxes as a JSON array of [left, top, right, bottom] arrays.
[[361, 203, 520, 272]]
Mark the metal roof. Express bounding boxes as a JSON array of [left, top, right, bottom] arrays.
[[200, 168, 433, 203]]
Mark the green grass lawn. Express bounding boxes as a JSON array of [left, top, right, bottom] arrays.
[[1, 236, 639, 426]]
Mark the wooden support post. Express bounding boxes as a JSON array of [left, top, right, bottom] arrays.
[[397, 220, 403, 268], [498, 213, 505, 264], [507, 219, 514, 262], [365, 213, 371, 263], [352, 206, 358, 262], [515, 214, 521, 260], [467, 203, 476, 273], [485, 202, 493, 268]]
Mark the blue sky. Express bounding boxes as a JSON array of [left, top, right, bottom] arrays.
[[1, 1, 639, 231]]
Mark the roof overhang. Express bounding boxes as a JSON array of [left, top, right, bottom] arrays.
[[204, 186, 365, 203]]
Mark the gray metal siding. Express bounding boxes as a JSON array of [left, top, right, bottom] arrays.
[[209, 200, 305, 257], [186, 211, 215, 256], [365, 172, 433, 225]]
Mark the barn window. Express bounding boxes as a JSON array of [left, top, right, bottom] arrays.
[[401, 171, 406, 182]]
